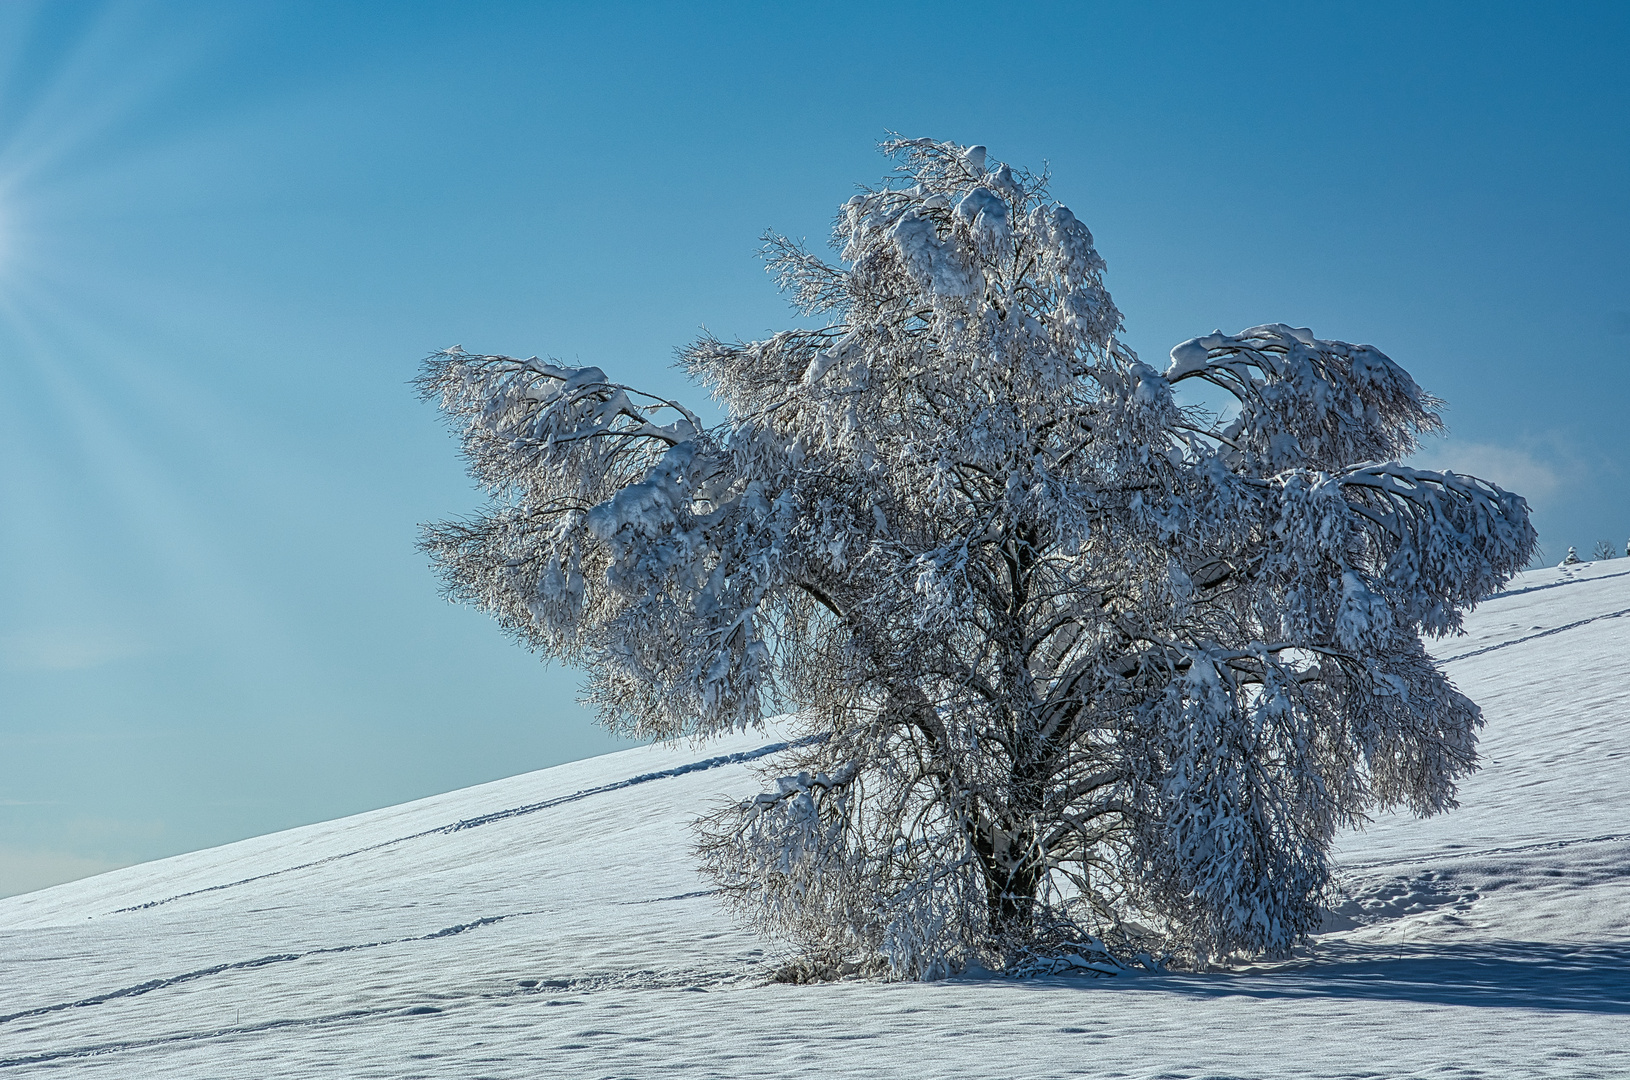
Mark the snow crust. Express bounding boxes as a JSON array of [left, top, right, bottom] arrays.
[[2, 562, 1627, 1078]]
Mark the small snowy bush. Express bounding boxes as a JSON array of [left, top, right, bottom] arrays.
[[418, 138, 1535, 977]]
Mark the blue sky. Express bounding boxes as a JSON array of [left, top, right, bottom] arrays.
[[2, 0, 1626, 896]]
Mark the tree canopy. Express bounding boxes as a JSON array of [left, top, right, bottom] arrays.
[[419, 138, 1535, 977]]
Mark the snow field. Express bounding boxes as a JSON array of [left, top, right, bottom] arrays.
[[1, 562, 1627, 1078]]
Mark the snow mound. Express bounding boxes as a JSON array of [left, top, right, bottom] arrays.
[[2, 562, 1628, 1078]]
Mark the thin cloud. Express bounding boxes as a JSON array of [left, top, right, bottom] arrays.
[[1409, 439, 1565, 511], [0, 626, 148, 672]]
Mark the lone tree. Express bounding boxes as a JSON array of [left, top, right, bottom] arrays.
[[419, 138, 1534, 977]]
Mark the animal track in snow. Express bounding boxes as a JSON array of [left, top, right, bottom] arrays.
[[1321, 871, 1480, 931]]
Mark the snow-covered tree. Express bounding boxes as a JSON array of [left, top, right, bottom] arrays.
[[418, 138, 1535, 977]]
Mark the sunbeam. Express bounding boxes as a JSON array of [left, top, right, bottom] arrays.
[[0, 1, 283, 646]]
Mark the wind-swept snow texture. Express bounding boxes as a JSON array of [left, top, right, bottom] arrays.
[[3, 564, 1628, 1079]]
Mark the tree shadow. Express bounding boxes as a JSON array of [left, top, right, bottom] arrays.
[[1018, 941, 1630, 1014]]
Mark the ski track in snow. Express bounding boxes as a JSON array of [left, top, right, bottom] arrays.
[[1333, 830, 1630, 872], [2, 562, 1628, 1079], [1477, 563, 1630, 601], [1435, 604, 1630, 663], [0, 1009, 384, 1070], [0, 914, 528, 1027], [111, 738, 816, 915]]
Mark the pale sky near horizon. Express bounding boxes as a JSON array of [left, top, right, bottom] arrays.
[[2, 0, 1627, 897]]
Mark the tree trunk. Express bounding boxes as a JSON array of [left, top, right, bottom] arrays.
[[981, 831, 1042, 942]]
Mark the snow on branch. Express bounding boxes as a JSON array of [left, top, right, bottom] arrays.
[[1167, 324, 1441, 471], [1331, 462, 1535, 634]]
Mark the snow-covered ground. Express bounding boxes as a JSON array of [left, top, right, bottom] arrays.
[[3, 561, 1627, 1079]]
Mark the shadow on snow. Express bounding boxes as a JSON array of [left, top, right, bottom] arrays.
[[1006, 941, 1630, 1015]]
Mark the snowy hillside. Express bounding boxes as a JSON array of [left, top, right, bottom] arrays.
[[2, 561, 1627, 1079]]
